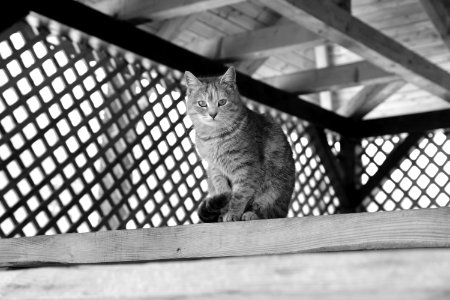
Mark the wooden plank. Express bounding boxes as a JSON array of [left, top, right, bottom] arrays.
[[233, 58, 269, 76], [76, 0, 246, 21], [26, 0, 355, 135], [356, 109, 450, 137], [262, 61, 397, 94], [2, 249, 450, 299], [419, 0, 450, 51], [155, 14, 199, 41], [260, 0, 450, 102], [337, 81, 405, 118], [189, 23, 323, 61], [1, 208, 450, 267], [358, 132, 423, 200]]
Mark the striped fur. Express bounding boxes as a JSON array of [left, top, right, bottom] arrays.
[[184, 67, 295, 222]]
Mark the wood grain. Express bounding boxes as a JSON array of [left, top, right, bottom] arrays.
[[189, 23, 323, 61], [1, 249, 450, 299], [419, 0, 450, 51], [0, 208, 450, 267]]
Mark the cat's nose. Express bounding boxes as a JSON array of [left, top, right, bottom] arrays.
[[209, 112, 217, 119]]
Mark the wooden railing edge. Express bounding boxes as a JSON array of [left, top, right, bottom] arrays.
[[1, 207, 449, 268]]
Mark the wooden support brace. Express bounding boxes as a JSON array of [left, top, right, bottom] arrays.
[[306, 126, 354, 212], [337, 81, 405, 119], [0, 208, 450, 268], [358, 132, 424, 200]]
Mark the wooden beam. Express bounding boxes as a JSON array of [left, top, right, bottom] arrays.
[[228, 19, 300, 77], [1, 208, 450, 267], [355, 109, 450, 137], [0, 4, 27, 35], [262, 61, 396, 94], [358, 132, 423, 200], [260, 0, 450, 102], [337, 81, 405, 118], [26, 0, 355, 135], [419, 0, 450, 51], [2, 249, 450, 299], [76, 0, 245, 21], [189, 23, 323, 61]]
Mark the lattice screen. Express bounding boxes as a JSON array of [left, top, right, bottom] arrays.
[[1, 17, 449, 238], [0, 19, 341, 238], [360, 130, 450, 212]]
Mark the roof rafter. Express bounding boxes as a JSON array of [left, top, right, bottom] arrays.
[[260, 0, 450, 102], [189, 23, 323, 61], [261, 61, 397, 94]]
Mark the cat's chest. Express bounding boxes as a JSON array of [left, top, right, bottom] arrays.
[[196, 138, 227, 162], [196, 135, 246, 168]]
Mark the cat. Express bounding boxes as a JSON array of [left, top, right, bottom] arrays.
[[184, 66, 295, 222]]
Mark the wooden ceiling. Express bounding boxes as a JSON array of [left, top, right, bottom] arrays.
[[75, 0, 450, 120]]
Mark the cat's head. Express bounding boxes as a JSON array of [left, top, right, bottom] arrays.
[[183, 67, 243, 127]]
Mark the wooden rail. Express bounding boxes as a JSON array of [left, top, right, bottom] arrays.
[[1, 208, 449, 268]]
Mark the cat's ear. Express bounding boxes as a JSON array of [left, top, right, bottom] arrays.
[[220, 66, 236, 85], [184, 71, 202, 89]]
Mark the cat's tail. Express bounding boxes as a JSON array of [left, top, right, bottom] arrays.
[[197, 193, 231, 223]]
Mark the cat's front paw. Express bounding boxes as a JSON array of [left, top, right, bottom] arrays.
[[221, 211, 242, 222], [241, 211, 259, 221]]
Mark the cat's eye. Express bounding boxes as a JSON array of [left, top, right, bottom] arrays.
[[197, 100, 207, 107], [218, 99, 227, 106]]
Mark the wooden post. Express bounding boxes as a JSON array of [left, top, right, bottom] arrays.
[[338, 137, 362, 212]]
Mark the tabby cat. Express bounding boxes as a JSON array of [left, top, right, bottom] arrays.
[[184, 66, 295, 222]]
